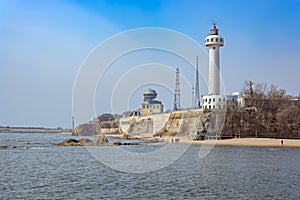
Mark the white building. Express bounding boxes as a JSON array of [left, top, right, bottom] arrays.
[[202, 92, 245, 110], [202, 95, 227, 110]]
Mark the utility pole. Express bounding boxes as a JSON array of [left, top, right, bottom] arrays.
[[249, 81, 254, 98]]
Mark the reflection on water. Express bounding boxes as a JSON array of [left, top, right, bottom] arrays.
[[0, 132, 300, 199]]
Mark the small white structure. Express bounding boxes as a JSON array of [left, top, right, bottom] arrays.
[[226, 92, 245, 109], [202, 95, 227, 110], [202, 92, 245, 110]]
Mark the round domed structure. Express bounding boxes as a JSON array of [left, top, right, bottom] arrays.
[[143, 89, 157, 102]]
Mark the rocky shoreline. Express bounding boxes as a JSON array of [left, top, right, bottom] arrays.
[[56, 135, 140, 146]]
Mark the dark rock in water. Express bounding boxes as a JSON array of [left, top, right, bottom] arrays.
[[71, 123, 102, 136], [113, 142, 139, 145], [122, 142, 139, 145], [56, 135, 110, 146], [56, 138, 82, 146], [78, 138, 93, 145], [0, 146, 8, 149], [65, 138, 80, 143], [56, 135, 138, 146]]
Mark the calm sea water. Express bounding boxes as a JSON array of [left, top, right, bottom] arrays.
[[1, 132, 300, 199]]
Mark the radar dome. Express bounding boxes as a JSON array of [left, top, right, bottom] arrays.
[[143, 89, 157, 102]]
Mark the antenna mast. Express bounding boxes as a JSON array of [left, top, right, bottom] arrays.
[[192, 86, 194, 108], [195, 56, 200, 108], [173, 68, 181, 111], [72, 115, 75, 129]]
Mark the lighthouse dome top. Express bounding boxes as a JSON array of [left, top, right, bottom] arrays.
[[205, 24, 224, 47], [210, 24, 219, 35]]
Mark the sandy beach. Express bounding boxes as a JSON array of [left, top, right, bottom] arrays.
[[175, 137, 300, 148], [104, 134, 300, 148]]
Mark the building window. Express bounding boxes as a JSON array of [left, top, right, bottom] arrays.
[[216, 38, 218, 42], [213, 105, 215, 109], [219, 98, 221, 102], [213, 98, 215, 102], [210, 38, 213, 42], [209, 105, 211, 109], [206, 39, 209, 42], [223, 98, 226, 102], [220, 38, 223, 42]]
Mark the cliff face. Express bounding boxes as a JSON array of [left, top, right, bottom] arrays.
[[158, 110, 203, 136], [127, 110, 226, 139], [188, 111, 226, 139], [71, 123, 102, 136], [127, 118, 153, 137]]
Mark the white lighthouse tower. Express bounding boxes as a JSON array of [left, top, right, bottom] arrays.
[[202, 24, 226, 110], [205, 24, 224, 95]]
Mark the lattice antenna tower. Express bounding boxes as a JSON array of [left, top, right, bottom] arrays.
[[173, 68, 181, 111], [194, 56, 200, 108]]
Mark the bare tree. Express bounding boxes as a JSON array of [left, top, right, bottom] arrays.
[[224, 81, 300, 138]]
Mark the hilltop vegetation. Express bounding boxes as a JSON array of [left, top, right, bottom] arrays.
[[222, 81, 300, 138]]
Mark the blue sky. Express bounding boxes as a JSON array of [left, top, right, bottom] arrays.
[[1, 0, 300, 127]]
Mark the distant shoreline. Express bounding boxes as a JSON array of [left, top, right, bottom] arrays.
[[0, 126, 72, 134]]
